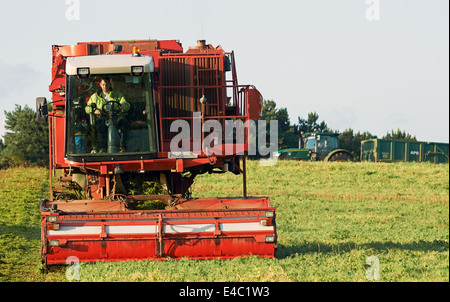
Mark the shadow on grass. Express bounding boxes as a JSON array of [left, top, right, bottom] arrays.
[[0, 225, 40, 242], [277, 240, 449, 258]]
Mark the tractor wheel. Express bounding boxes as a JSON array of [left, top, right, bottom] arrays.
[[328, 152, 353, 162]]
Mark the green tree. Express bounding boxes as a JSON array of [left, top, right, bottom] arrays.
[[260, 100, 299, 150], [383, 129, 417, 141], [297, 111, 328, 133], [1, 104, 49, 168], [339, 128, 377, 161]]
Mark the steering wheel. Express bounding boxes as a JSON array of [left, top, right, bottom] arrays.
[[102, 100, 122, 116]]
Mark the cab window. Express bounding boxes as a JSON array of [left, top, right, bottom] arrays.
[[65, 73, 157, 159]]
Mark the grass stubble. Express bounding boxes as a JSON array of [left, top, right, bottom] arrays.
[[0, 161, 448, 282]]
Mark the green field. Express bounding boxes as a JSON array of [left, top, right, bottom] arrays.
[[0, 160, 448, 282]]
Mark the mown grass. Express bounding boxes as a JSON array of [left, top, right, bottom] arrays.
[[0, 167, 51, 281], [0, 161, 448, 282]]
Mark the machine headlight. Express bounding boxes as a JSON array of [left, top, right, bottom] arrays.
[[77, 67, 90, 78], [265, 210, 275, 218], [131, 66, 144, 76], [265, 235, 276, 243], [49, 240, 60, 247]]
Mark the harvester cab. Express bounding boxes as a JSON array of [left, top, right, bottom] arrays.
[[36, 40, 277, 266], [64, 54, 157, 158], [300, 132, 353, 162]]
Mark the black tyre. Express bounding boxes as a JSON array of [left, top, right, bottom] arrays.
[[328, 152, 353, 162]]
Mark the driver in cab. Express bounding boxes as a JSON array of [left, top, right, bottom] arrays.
[[85, 77, 130, 116], [85, 77, 130, 153]]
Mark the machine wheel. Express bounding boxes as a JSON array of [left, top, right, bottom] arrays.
[[328, 152, 353, 162]]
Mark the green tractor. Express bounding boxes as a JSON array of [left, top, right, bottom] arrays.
[[274, 132, 353, 162]]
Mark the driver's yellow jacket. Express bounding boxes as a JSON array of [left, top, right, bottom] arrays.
[[85, 90, 130, 115]]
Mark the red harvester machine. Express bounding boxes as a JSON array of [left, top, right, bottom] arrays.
[[36, 39, 277, 265]]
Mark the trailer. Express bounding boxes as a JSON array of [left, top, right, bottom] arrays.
[[361, 138, 449, 164], [36, 39, 276, 265]]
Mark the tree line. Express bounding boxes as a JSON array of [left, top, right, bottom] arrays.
[[258, 100, 417, 160], [0, 100, 417, 169]]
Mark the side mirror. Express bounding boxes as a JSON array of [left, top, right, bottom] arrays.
[[36, 97, 48, 124]]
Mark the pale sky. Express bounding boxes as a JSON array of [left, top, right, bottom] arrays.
[[0, 0, 448, 143]]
